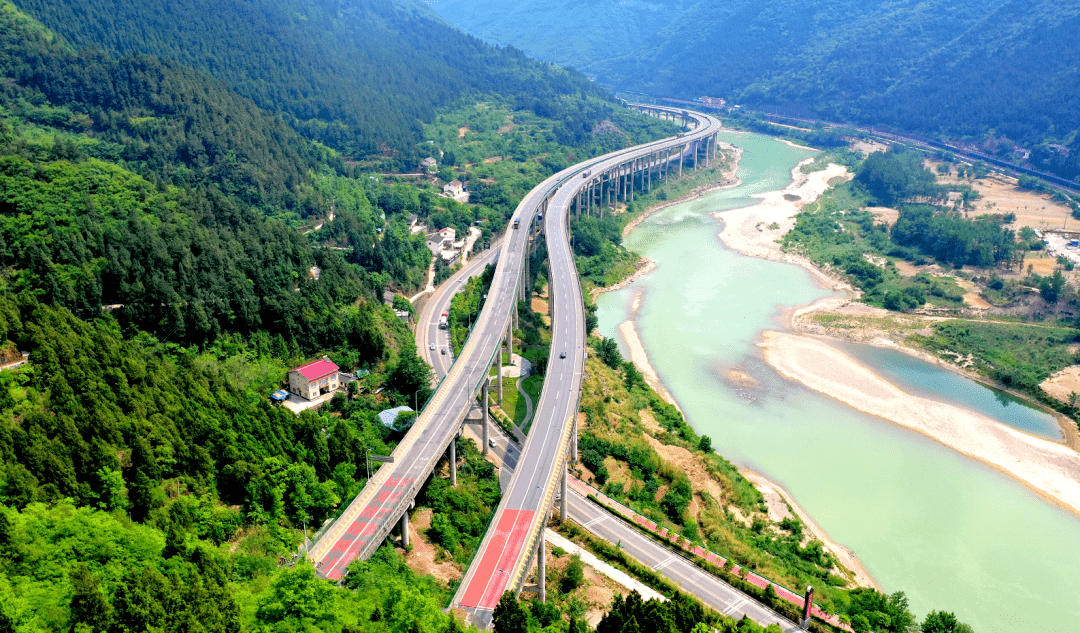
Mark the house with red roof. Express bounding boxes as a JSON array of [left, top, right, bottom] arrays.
[[287, 356, 341, 400]]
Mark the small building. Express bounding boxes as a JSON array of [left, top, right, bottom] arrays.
[[377, 405, 414, 428], [442, 180, 464, 197], [421, 157, 437, 171], [288, 357, 340, 400]]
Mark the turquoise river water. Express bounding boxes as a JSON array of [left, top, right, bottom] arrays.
[[595, 131, 1080, 633]]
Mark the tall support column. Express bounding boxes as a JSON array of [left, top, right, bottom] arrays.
[[508, 320, 514, 370], [400, 511, 410, 549], [482, 378, 490, 456], [497, 337, 503, 405], [802, 586, 815, 627], [678, 147, 684, 177], [560, 468, 567, 523], [449, 435, 457, 486], [537, 532, 547, 603], [629, 160, 635, 202], [705, 137, 710, 168], [646, 154, 651, 193], [570, 414, 578, 462]]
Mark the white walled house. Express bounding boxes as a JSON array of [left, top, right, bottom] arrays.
[[287, 357, 340, 400]]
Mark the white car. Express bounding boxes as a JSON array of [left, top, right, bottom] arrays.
[[488, 438, 497, 448], [428, 344, 435, 351]]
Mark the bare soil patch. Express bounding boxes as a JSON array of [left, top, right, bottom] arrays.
[[1019, 254, 1059, 277], [401, 508, 461, 584], [1041, 366, 1080, 404], [866, 206, 899, 226], [851, 140, 889, 156], [457, 126, 469, 139], [935, 167, 1073, 232], [641, 435, 725, 504], [638, 408, 663, 435]]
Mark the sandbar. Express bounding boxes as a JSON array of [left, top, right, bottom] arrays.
[[740, 469, 880, 591], [759, 330, 1080, 518]]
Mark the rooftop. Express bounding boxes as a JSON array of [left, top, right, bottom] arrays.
[[293, 357, 340, 381], [377, 405, 414, 427]]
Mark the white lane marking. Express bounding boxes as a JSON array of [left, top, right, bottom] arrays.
[[652, 555, 676, 571], [723, 598, 746, 616], [582, 515, 606, 529]]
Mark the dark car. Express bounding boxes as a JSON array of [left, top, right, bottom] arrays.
[[559, 351, 566, 359]]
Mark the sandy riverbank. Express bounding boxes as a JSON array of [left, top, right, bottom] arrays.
[[760, 330, 1080, 518], [740, 469, 880, 591], [714, 158, 851, 294]]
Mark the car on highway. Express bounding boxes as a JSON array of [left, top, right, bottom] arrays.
[[441, 348, 447, 355], [488, 438, 497, 448], [429, 344, 435, 351], [559, 351, 566, 359]]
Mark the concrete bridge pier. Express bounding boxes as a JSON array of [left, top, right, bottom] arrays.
[[571, 417, 578, 464], [508, 319, 514, 366], [400, 510, 410, 548], [449, 433, 457, 486], [559, 468, 567, 523], [482, 377, 490, 456], [497, 335, 504, 405], [537, 517, 548, 603]]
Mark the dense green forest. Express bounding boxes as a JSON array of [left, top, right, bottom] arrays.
[[0, 0, 692, 627], [432, 0, 1080, 182], [11, 0, 617, 164]]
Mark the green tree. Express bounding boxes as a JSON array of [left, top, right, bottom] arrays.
[[69, 564, 111, 632], [493, 591, 528, 633], [386, 350, 434, 407], [921, 611, 975, 633], [255, 562, 335, 625], [594, 337, 623, 369], [1040, 269, 1065, 303], [560, 554, 585, 593]]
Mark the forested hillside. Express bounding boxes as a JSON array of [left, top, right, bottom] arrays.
[[427, 0, 695, 71], [433, 0, 1080, 181], [12, 0, 612, 163], [0, 0, 687, 626]]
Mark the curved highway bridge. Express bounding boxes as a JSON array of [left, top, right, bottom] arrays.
[[308, 106, 722, 595], [451, 107, 723, 624]]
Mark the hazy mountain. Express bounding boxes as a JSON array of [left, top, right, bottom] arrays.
[[426, 0, 697, 70], [432, 0, 1080, 179], [13, 0, 609, 159]]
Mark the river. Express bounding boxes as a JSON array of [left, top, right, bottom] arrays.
[[595, 131, 1080, 633]]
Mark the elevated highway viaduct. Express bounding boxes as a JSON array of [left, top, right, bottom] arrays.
[[451, 106, 723, 626], [308, 105, 721, 590]]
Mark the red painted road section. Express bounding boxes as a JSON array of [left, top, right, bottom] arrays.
[[317, 477, 415, 580], [459, 508, 536, 609]]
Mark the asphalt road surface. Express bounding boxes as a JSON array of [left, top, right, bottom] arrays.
[[453, 108, 724, 621]]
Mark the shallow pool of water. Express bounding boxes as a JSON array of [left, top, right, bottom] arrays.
[[833, 341, 1062, 441], [595, 131, 1080, 632]]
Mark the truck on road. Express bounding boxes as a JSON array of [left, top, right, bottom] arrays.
[[513, 219, 521, 229], [439, 313, 448, 329]]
